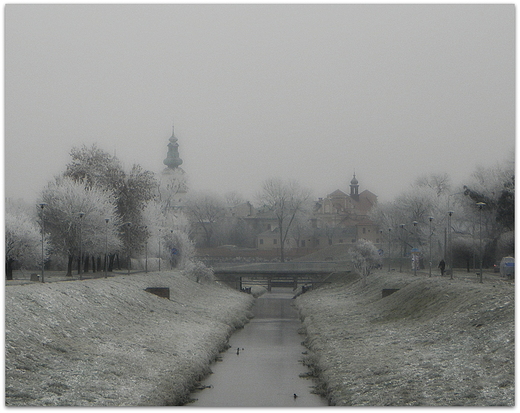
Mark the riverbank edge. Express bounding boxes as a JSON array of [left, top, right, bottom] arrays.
[[294, 273, 361, 405], [294, 270, 515, 406], [5, 271, 256, 406]]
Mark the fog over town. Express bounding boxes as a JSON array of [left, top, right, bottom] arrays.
[[5, 4, 514, 204], [4, 4, 516, 408]]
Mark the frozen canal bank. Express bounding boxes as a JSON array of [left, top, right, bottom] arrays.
[[188, 288, 328, 407], [295, 270, 514, 406], [5, 272, 254, 406]]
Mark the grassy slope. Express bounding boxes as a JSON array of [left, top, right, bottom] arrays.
[[296, 271, 514, 406], [5, 272, 254, 406]]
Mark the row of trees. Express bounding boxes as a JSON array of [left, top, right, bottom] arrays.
[[6, 144, 315, 278], [6, 142, 514, 278], [369, 160, 514, 271], [182, 178, 314, 263], [6, 145, 194, 279]]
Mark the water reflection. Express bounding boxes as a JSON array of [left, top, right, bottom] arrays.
[[188, 288, 328, 407]]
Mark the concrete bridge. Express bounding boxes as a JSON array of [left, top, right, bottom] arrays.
[[213, 261, 351, 291]]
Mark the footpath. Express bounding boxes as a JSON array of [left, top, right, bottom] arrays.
[[295, 268, 515, 406]]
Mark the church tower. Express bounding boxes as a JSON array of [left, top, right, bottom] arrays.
[[350, 173, 359, 200], [159, 123, 187, 210], [163, 125, 183, 169]]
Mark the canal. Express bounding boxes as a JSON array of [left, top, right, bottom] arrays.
[[187, 288, 328, 407]]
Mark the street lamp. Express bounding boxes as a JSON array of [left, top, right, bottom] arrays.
[[105, 218, 109, 278], [448, 211, 454, 279], [477, 202, 486, 283], [428, 216, 434, 277], [412, 221, 418, 276], [399, 224, 405, 273], [125, 222, 132, 275], [145, 241, 148, 273], [39, 203, 47, 283], [387, 228, 392, 272], [78, 212, 85, 280], [143, 225, 148, 274], [158, 228, 162, 272]]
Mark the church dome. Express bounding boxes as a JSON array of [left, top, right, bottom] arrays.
[[350, 174, 358, 185]]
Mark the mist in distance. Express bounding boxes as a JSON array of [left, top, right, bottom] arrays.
[[4, 4, 515, 204]]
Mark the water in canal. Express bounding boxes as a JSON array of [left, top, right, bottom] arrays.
[[188, 288, 328, 407]]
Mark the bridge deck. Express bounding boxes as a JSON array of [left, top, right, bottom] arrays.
[[213, 261, 351, 291]]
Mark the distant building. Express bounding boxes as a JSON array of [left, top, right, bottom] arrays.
[[312, 174, 380, 245], [157, 125, 188, 211], [255, 174, 381, 250]]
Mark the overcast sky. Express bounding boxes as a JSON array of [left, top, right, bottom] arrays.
[[5, 4, 515, 205]]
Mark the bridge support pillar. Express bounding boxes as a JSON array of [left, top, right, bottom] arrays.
[[239, 276, 243, 291], [267, 278, 272, 292], [293, 277, 298, 291]]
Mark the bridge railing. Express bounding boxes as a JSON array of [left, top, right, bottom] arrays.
[[213, 261, 351, 274]]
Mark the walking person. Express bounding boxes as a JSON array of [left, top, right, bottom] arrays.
[[438, 259, 446, 276]]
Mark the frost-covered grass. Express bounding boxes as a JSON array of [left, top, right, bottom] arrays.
[[296, 270, 515, 406], [5, 271, 254, 406]]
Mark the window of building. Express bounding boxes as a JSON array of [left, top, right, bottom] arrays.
[[363, 228, 366, 234], [259, 239, 264, 245], [352, 239, 356, 243], [328, 239, 333, 245], [273, 239, 277, 244], [339, 239, 343, 243], [301, 240, 306, 247]]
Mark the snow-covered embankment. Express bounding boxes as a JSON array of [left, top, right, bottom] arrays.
[[295, 271, 514, 406], [5, 272, 254, 406]]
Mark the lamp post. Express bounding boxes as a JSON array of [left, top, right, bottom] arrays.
[[126, 222, 132, 275], [145, 241, 148, 273], [39, 203, 47, 283], [143, 225, 148, 274], [448, 211, 454, 279], [399, 224, 405, 272], [412, 221, 418, 276], [158, 228, 161, 272], [105, 218, 109, 278], [387, 228, 392, 272], [428, 216, 434, 277], [78, 212, 85, 280], [477, 202, 486, 283]]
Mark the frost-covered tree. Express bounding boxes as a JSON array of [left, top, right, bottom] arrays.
[[225, 191, 245, 207], [257, 178, 312, 262], [461, 160, 515, 264], [142, 200, 193, 269], [41, 177, 121, 276], [64, 144, 157, 255], [65, 144, 125, 191], [349, 239, 381, 286], [414, 173, 452, 197], [496, 176, 514, 232], [5, 208, 48, 280], [184, 192, 226, 247], [370, 173, 466, 266], [156, 168, 188, 211], [182, 259, 215, 284], [289, 209, 313, 249]]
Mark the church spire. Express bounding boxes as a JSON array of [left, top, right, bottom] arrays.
[[163, 123, 183, 169], [350, 172, 359, 199]]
